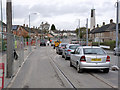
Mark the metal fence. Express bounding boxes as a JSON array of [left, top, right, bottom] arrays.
[[0, 32, 39, 88]]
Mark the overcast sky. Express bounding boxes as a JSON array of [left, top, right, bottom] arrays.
[[1, 0, 117, 30]]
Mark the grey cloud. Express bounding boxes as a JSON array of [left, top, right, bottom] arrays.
[[30, 1, 93, 17], [13, 5, 30, 19]]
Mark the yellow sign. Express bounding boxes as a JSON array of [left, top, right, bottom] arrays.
[[54, 40, 61, 47], [91, 58, 101, 61]]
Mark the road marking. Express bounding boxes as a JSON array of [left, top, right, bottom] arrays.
[[46, 47, 77, 90], [89, 72, 118, 88]]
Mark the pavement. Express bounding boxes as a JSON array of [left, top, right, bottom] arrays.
[[2, 46, 36, 88]]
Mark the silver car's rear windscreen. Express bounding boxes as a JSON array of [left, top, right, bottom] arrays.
[[83, 48, 106, 55]]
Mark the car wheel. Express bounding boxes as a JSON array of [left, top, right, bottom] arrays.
[[103, 68, 109, 73], [62, 54, 64, 58], [77, 64, 83, 73], [65, 55, 68, 60]]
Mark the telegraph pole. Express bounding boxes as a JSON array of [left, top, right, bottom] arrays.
[[116, 0, 119, 50], [6, 0, 13, 78], [78, 19, 80, 44], [1, 0, 3, 51], [86, 18, 88, 46]]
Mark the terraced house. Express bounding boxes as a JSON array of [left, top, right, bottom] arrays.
[[89, 19, 120, 43]]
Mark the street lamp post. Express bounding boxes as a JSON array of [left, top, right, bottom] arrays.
[[116, 0, 119, 50], [28, 13, 38, 52], [86, 18, 88, 46]]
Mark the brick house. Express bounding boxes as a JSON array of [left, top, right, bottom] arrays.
[[89, 19, 120, 42], [12, 24, 29, 38]]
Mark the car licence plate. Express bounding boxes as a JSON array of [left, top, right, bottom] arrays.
[[91, 58, 102, 61]]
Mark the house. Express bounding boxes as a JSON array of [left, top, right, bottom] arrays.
[[0, 21, 7, 32], [89, 19, 120, 42], [12, 24, 29, 38]]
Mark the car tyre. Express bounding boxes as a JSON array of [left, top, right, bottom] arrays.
[[65, 55, 68, 60], [103, 68, 109, 73], [77, 64, 83, 73], [62, 54, 64, 58], [70, 60, 73, 67]]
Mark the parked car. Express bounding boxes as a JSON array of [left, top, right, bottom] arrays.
[[62, 44, 80, 60], [70, 39, 79, 44], [40, 39, 46, 46], [56, 43, 68, 55], [70, 46, 110, 73], [114, 46, 120, 56]]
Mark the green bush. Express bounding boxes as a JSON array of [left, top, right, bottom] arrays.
[[92, 41, 116, 50]]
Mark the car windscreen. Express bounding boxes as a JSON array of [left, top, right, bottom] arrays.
[[83, 48, 106, 55], [69, 45, 79, 50]]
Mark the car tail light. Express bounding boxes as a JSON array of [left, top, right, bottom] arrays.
[[106, 56, 110, 62], [80, 56, 86, 62], [67, 49, 71, 51]]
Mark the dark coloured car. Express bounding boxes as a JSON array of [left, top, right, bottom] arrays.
[[56, 43, 68, 55], [40, 39, 46, 46]]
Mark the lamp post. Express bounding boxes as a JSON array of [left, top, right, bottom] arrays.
[[1, 0, 3, 51], [28, 12, 38, 52], [116, 0, 119, 51], [86, 18, 88, 46]]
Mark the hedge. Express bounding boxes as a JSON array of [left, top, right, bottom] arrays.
[[92, 41, 116, 50]]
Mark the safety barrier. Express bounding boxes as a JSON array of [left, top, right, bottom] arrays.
[[0, 63, 4, 89]]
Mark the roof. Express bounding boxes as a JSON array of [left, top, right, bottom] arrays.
[[0, 21, 7, 27], [21, 26, 30, 32], [12, 25, 19, 31], [90, 23, 118, 34]]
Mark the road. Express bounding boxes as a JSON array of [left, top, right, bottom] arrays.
[[7, 45, 118, 89]]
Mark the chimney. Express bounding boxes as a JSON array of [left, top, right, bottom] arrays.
[[110, 19, 113, 24], [23, 24, 25, 27], [26, 25, 28, 27], [33, 26, 35, 29], [103, 22, 105, 25], [97, 24, 99, 28]]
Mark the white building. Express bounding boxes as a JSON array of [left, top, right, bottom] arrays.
[[90, 9, 96, 31]]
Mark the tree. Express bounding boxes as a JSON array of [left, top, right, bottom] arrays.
[[50, 24, 56, 31], [76, 27, 86, 39]]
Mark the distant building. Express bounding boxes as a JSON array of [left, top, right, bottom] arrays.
[[39, 22, 50, 33]]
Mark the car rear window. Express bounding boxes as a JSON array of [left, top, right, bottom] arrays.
[[69, 45, 79, 50], [83, 48, 106, 55]]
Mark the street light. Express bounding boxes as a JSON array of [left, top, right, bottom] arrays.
[[28, 12, 39, 52]]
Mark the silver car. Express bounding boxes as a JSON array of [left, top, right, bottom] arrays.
[[70, 46, 110, 73], [62, 44, 80, 60]]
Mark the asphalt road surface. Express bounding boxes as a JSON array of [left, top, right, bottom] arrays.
[[8, 46, 118, 89]]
